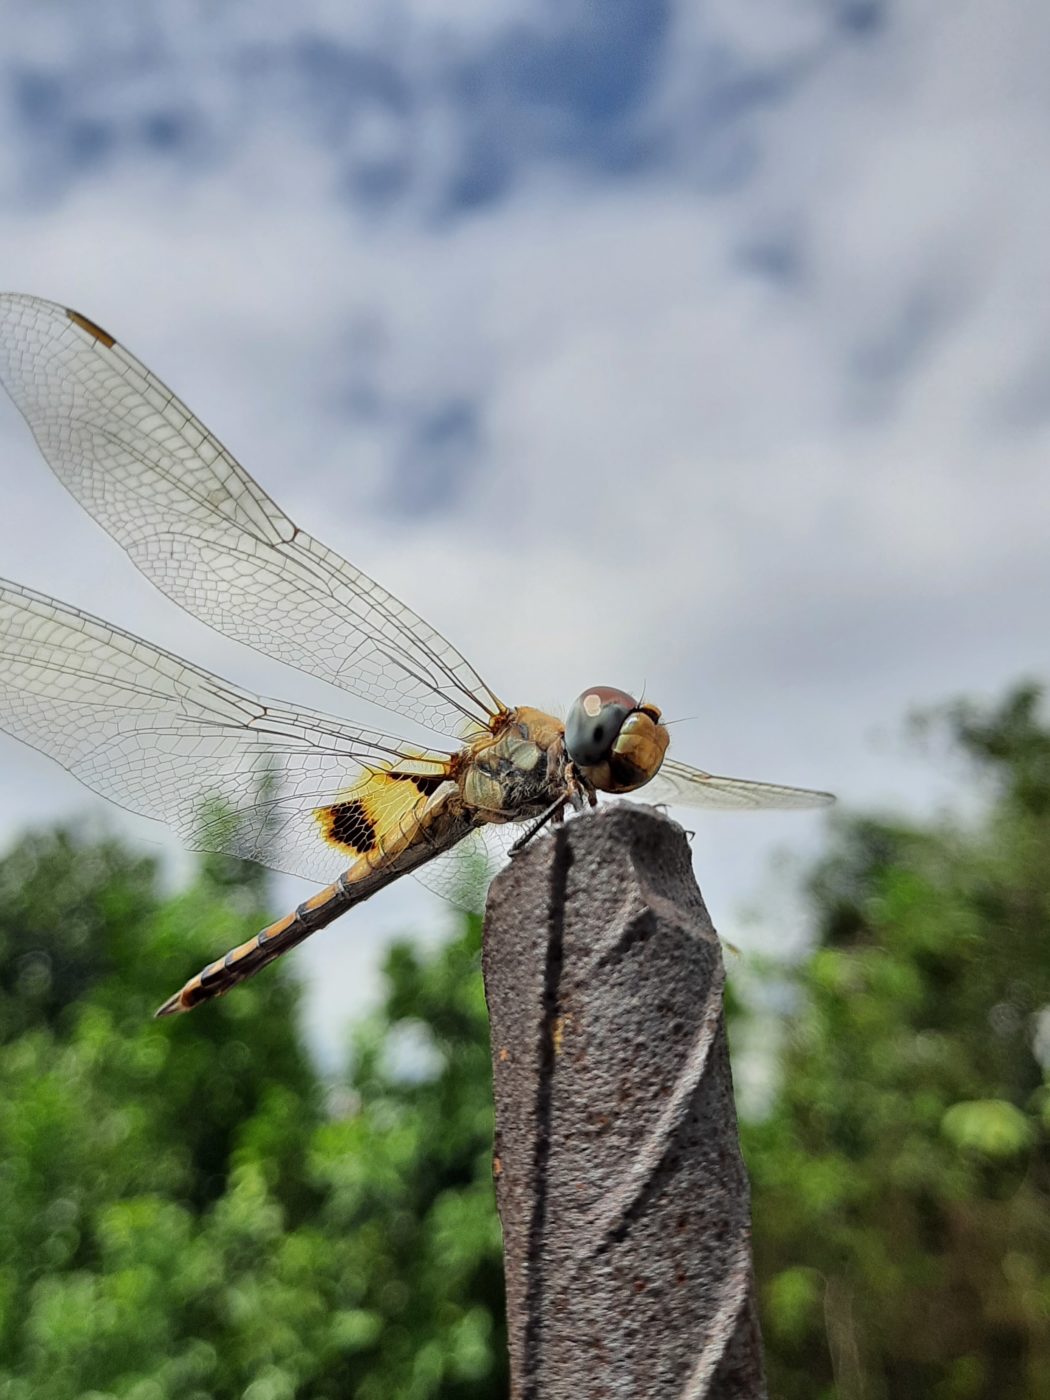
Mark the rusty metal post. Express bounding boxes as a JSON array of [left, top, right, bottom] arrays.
[[483, 803, 766, 1399]]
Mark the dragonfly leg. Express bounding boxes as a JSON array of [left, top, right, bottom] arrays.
[[563, 760, 596, 810], [509, 764, 598, 855], [510, 795, 570, 855]]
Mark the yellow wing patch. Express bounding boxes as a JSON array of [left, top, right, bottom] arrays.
[[315, 764, 451, 860]]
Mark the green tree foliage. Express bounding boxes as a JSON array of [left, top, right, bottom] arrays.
[[0, 683, 1047, 1399], [0, 831, 504, 1399], [750, 684, 1050, 1400], [305, 931, 505, 1400]]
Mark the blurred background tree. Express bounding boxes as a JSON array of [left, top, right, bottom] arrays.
[[0, 837, 503, 1399], [0, 682, 1047, 1398], [751, 684, 1050, 1400]]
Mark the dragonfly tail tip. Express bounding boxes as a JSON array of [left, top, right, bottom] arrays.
[[154, 990, 188, 1018]]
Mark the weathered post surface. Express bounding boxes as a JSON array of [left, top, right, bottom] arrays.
[[483, 803, 766, 1400]]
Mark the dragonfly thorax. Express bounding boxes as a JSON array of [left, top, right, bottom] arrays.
[[460, 706, 567, 822]]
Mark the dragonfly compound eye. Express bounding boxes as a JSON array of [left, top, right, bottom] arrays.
[[564, 687, 638, 766]]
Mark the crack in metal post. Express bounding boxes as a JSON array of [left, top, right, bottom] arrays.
[[520, 826, 572, 1397]]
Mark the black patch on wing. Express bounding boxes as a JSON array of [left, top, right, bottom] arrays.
[[387, 770, 447, 798], [321, 798, 378, 856]]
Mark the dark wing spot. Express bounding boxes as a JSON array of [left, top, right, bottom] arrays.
[[66, 308, 116, 348], [386, 770, 447, 798], [319, 798, 379, 856]]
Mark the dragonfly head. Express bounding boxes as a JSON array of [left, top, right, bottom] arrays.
[[564, 687, 670, 794]]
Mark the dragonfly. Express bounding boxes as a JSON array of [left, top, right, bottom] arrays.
[[0, 294, 833, 1018]]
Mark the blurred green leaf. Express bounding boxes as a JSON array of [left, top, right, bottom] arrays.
[[941, 1100, 1035, 1157]]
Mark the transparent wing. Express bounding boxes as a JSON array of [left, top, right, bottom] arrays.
[[0, 579, 459, 885], [0, 294, 503, 739], [413, 824, 520, 914], [642, 758, 834, 811], [416, 753, 836, 914]]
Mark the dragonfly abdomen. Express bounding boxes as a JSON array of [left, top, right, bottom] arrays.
[[154, 880, 353, 1016], [155, 790, 478, 1016]]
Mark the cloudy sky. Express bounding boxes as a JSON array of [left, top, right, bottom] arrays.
[[1, 0, 1047, 1065]]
